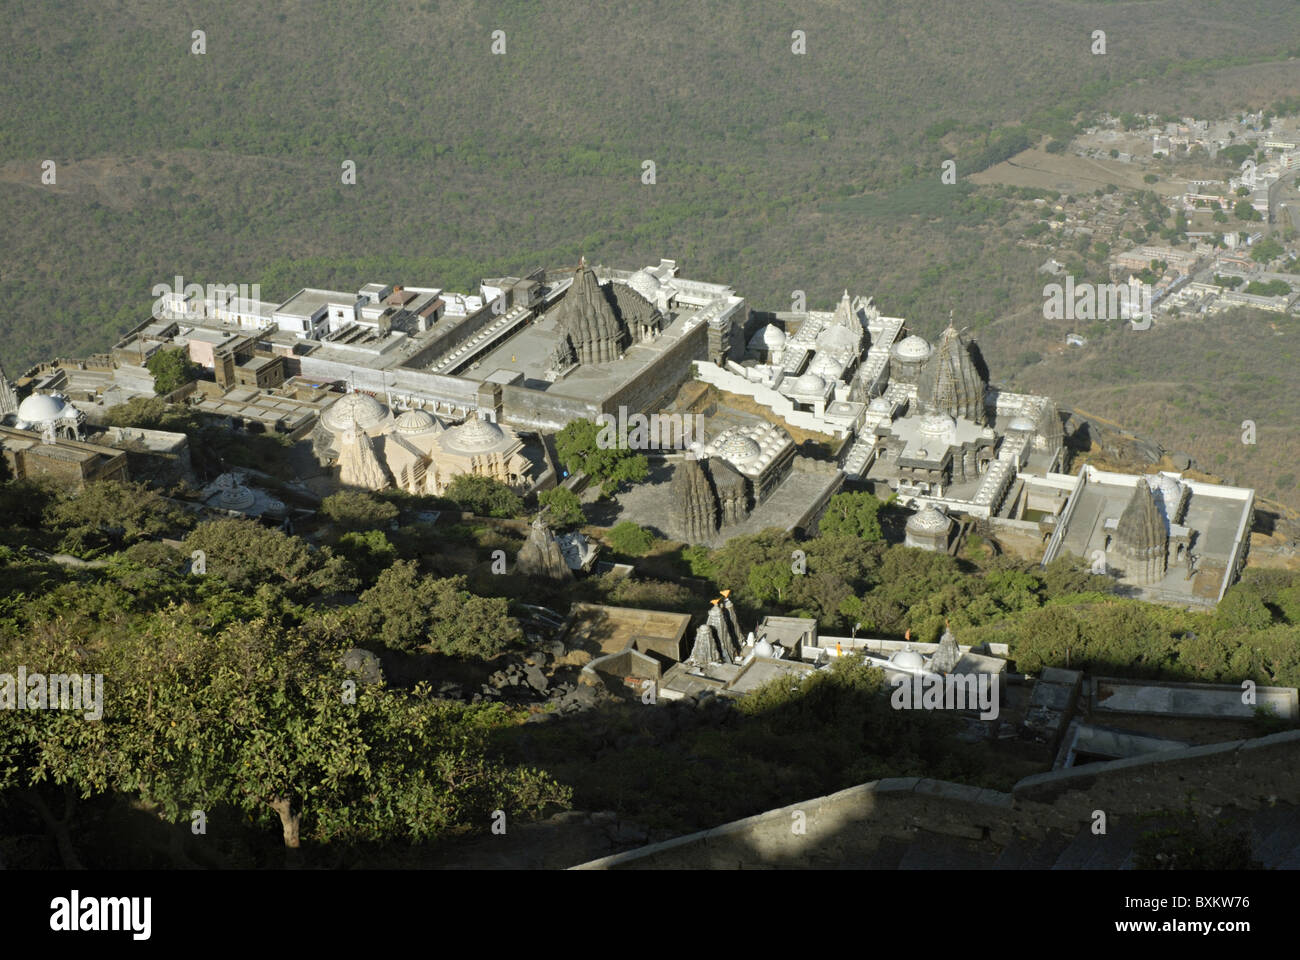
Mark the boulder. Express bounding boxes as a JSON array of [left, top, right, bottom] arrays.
[[339, 647, 384, 685]]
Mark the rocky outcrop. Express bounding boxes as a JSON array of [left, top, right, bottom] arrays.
[[516, 513, 573, 582]]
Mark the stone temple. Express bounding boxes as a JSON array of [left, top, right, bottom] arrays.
[[1113, 478, 1169, 585], [312, 391, 534, 495], [1040, 466, 1252, 609], [657, 421, 800, 546]]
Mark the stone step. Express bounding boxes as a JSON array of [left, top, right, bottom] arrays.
[[1247, 804, 1300, 868], [896, 830, 998, 869], [1051, 820, 1142, 870], [992, 831, 1075, 869]]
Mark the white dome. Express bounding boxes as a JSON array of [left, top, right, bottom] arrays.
[[754, 639, 776, 658], [323, 393, 389, 434], [719, 432, 762, 463], [892, 335, 932, 361], [627, 269, 663, 303], [808, 353, 846, 380], [907, 506, 951, 532], [442, 416, 507, 454], [393, 409, 438, 435], [759, 324, 786, 348], [817, 324, 859, 351], [891, 649, 925, 671], [868, 397, 892, 413], [1007, 416, 1036, 432], [17, 393, 69, 424], [791, 373, 826, 394], [1146, 474, 1183, 524], [919, 413, 957, 446]]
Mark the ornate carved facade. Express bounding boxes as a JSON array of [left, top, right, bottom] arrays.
[[1114, 478, 1169, 585], [916, 320, 987, 425], [554, 258, 662, 366]]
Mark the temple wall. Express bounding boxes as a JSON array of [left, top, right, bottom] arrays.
[[499, 386, 601, 434], [600, 319, 711, 417]]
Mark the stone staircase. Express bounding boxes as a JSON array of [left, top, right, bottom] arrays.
[[787, 803, 1300, 870]]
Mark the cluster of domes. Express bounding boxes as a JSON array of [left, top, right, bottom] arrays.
[[704, 423, 791, 477], [719, 433, 762, 463], [392, 408, 439, 436]]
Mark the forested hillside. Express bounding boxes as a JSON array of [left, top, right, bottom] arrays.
[[1, 0, 1298, 372]]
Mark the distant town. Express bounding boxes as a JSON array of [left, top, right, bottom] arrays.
[[1010, 109, 1300, 329]]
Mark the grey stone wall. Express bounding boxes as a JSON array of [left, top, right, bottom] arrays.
[[573, 729, 1300, 869], [600, 320, 710, 417], [500, 385, 601, 434]]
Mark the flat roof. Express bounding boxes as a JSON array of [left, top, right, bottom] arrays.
[[276, 288, 354, 319], [1093, 677, 1297, 720], [565, 603, 692, 657]]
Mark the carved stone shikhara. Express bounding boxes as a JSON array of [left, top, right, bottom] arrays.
[[668, 456, 718, 543], [1115, 477, 1169, 585], [916, 319, 987, 426]]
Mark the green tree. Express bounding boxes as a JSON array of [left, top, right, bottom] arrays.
[[337, 529, 397, 574], [818, 491, 885, 541], [346, 561, 522, 658], [320, 490, 399, 531], [537, 486, 585, 528], [608, 520, 655, 556], [94, 608, 565, 862], [45, 479, 192, 557], [444, 474, 524, 518], [185, 517, 356, 598], [145, 347, 198, 395], [554, 419, 648, 495]]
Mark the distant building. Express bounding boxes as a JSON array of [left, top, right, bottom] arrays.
[[0, 425, 129, 491]]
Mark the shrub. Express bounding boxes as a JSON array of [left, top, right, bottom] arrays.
[[607, 521, 655, 556]]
